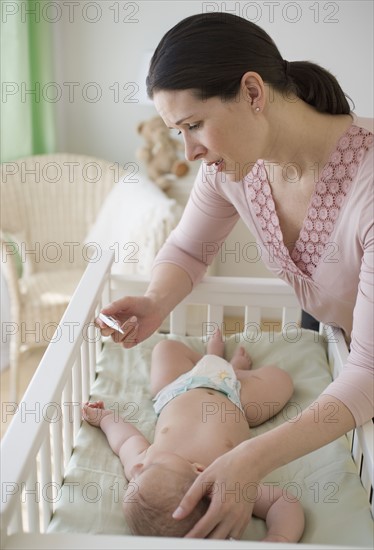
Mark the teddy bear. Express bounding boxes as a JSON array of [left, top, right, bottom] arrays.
[[136, 115, 189, 192]]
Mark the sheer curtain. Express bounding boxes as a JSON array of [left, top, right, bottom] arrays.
[[0, 0, 56, 162]]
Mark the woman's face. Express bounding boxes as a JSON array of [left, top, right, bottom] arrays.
[[153, 87, 265, 182]]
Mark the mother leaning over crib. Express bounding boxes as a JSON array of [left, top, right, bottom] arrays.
[[97, 13, 373, 540]]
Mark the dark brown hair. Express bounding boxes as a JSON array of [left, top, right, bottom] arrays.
[[147, 12, 352, 114]]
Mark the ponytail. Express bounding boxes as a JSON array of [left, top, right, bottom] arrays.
[[285, 61, 352, 114]]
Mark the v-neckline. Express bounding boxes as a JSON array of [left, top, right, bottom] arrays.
[[245, 123, 373, 278]]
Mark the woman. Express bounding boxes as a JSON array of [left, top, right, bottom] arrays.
[[98, 13, 373, 540]]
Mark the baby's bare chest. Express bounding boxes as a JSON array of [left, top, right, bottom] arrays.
[[154, 389, 251, 464]]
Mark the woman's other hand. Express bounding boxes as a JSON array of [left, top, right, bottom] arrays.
[[172, 442, 259, 539]]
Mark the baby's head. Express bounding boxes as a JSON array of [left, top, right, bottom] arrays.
[[123, 452, 209, 537]]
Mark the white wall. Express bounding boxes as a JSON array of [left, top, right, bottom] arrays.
[[53, 0, 373, 164]]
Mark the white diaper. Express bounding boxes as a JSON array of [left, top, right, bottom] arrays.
[[153, 355, 243, 415]]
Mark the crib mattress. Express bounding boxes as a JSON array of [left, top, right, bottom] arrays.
[[48, 329, 373, 547]]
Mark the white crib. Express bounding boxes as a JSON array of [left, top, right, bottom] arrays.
[[1, 251, 373, 549]]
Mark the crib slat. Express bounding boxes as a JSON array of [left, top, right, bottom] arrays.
[[361, 456, 372, 498], [51, 415, 64, 486], [351, 431, 362, 473], [207, 305, 224, 326], [81, 333, 90, 382], [89, 322, 98, 387], [101, 276, 111, 311], [24, 463, 39, 533], [39, 437, 53, 531], [281, 306, 300, 327], [81, 338, 95, 401], [80, 344, 90, 406], [72, 355, 83, 442], [170, 304, 187, 335], [62, 374, 73, 465], [356, 422, 374, 508], [8, 498, 23, 535], [244, 306, 261, 328], [95, 303, 102, 364]]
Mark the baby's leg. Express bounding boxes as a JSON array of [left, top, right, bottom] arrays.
[[230, 346, 253, 371], [235, 365, 294, 427], [150, 340, 203, 397], [205, 328, 226, 358], [151, 329, 230, 396]]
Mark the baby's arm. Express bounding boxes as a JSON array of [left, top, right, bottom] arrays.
[[82, 401, 149, 479], [253, 483, 305, 543]]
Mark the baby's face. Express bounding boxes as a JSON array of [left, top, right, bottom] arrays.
[[131, 451, 203, 480]]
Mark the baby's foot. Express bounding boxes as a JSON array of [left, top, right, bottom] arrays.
[[82, 400, 112, 427], [207, 328, 225, 358], [230, 347, 252, 371]]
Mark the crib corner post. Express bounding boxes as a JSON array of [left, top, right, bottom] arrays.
[[0, 527, 8, 550]]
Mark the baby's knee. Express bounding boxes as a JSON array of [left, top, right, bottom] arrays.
[[152, 339, 179, 358], [263, 365, 294, 394], [275, 366, 294, 396]]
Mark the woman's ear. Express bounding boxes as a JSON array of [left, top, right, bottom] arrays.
[[240, 71, 264, 109]]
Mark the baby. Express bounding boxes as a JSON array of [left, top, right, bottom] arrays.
[[82, 330, 305, 541]]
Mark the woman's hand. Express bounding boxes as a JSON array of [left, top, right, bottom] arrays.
[[172, 442, 260, 539], [95, 295, 164, 348], [96, 264, 193, 348]]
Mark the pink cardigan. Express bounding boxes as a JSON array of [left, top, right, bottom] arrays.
[[154, 117, 374, 427]]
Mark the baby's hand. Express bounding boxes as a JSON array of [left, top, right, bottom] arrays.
[[82, 401, 111, 427]]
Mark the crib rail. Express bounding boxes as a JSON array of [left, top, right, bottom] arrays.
[[323, 324, 374, 517], [177, 275, 301, 332], [111, 273, 302, 335], [1, 253, 373, 549], [0, 252, 114, 546]]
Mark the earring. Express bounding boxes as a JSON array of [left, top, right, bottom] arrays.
[[255, 107, 260, 112]]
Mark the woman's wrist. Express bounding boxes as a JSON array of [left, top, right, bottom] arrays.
[[238, 430, 285, 481], [235, 437, 271, 481], [145, 263, 193, 319]]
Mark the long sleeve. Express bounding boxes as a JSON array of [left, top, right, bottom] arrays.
[[153, 163, 240, 286], [322, 221, 374, 426]]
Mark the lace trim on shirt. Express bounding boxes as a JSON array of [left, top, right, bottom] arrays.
[[246, 125, 373, 277]]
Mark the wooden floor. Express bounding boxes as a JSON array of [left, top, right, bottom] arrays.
[[1, 317, 281, 439], [1, 347, 47, 439]]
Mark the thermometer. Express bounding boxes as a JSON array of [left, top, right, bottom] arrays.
[[98, 313, 125, 334]]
